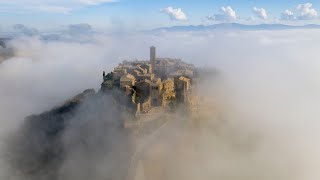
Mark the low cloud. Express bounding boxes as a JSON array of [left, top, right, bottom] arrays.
[[1, 29, 320, 179], [253, 7, 268, 20], [161, 6, 188, 21]]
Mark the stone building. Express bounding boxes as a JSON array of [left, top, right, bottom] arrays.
[[120, 74, 136, 89], [175, 76, 191, 103], [161, 79, 175, 107]]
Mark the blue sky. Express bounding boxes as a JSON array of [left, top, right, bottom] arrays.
[[1, 0, 320, 31]]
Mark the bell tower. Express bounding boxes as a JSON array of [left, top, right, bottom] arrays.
[[150, 46, 156, 74]]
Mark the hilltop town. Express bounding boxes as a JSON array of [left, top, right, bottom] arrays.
[[101, 47, 199, 128], [12, 46, 210, 180]]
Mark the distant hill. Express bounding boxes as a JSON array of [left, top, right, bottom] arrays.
[[0, 23, 95, 43], [150, 23, 320, 32]]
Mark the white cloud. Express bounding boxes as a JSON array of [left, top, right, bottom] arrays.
[[30, 5, 72, 14], [207, 6, 238, 22], [253, 7, 268, 20], [0, 0, 116, 13], [79, 0, 116, 5], [279, 3, 318, 21], [281, 10, 296, 21], [161, 7, 188, 21], [296, 3, 318, 20]]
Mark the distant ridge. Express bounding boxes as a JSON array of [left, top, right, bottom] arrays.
[[151, 23, 320, 32]]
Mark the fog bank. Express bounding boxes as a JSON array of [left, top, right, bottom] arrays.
[[1, 30, 320, 179]]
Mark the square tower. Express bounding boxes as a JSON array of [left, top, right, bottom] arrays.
[[150, 46, 156, 74]]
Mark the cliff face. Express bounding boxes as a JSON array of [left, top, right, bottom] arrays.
[[0, 40, 5, 48], [6, 89, 133, 180], [0, 39, 14, 63], [0, 49, 13, 63]]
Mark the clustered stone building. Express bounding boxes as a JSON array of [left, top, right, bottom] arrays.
[[101, 46, 195, 116]]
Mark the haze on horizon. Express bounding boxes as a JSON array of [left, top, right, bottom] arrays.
[[1, 0, 320, 31]]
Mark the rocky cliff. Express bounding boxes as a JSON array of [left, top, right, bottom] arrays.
[[6, 89, 133, 180]]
